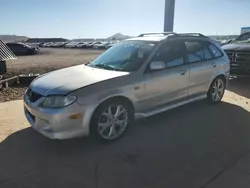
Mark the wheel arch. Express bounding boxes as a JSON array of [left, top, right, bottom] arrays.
[[91, 95, 135, 121], [89, 95, 135, 136], [99, 95, 134, 111], [209, 73, 228, 88]]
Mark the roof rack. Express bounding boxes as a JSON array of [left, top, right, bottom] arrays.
[[138, 32, 177, 37], [176, 33, 207, 37]]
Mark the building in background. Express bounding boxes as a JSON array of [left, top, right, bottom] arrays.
[[241, 27, 250, 34]]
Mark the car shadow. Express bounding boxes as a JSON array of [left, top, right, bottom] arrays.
[[0, 101, 250, 188], [228, 78, 250, 99]]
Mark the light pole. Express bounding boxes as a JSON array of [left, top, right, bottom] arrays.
[[164, 0, 175, 32]]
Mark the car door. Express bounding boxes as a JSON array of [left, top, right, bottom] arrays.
[[142, 40, 189, 110], [184, 40, 219, 96], [12, 43, 24, 55], [19, 44, 29, 54]]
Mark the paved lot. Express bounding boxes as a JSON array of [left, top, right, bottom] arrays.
[[0, 79, 250, 188]]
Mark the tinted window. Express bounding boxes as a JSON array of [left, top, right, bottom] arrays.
[[208, 44, 223, 58], [152, 41, 185, 68], [234, 32, 250, 42], [185, 41, 217, 63], [185, 41, 203, 63], [203, 45, 213, 59]]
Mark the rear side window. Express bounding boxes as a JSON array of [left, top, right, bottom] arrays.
[[208, 44, 223, 58], [203, 45, 213, 59], [184, 41, 213, 63]]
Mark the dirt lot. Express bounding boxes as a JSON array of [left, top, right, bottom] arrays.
[[6, 48, 103, 76], [0, 48, 103, 102]]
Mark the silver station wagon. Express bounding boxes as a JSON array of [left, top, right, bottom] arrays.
[[24, 32, 230, 141]]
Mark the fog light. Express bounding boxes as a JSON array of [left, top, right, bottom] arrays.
[[68, 113, 82, 119]]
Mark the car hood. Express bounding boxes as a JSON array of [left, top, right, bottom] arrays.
[[30, 65, 129, 96], [222, 43, 250, 51]]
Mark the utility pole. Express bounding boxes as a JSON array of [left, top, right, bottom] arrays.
[[164, 0, 175, 32]]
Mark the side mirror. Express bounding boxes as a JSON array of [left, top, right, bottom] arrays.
[[150, 61, 166, 70]]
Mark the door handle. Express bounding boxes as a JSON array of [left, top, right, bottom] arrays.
[[134, 86, 141, 90], [212, 63, 216, 67], [180, 70, 187, 75]]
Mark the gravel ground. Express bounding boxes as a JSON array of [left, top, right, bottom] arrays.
[[0, 48, 103, 102]]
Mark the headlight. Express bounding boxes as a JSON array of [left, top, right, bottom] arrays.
[[40, 95, 76, 108]]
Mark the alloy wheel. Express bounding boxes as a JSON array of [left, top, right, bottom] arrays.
[[97, 104, 128, 140], [211, 79, 225, 102]]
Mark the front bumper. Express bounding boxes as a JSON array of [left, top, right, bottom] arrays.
[[23, 94, 95, 139], [230, 66, 250, 77]]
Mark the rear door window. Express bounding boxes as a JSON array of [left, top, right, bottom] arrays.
[[208, 43, 223, 58], [184, 40, 215, 63]]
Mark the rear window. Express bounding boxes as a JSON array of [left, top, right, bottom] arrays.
[[208, 44, 223, 58], [184, 41, 214, 63]]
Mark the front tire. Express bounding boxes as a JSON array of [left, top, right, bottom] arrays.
[[90, 100, 133, 141], [207, 77, 226, 103]]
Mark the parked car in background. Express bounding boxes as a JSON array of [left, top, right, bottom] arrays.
[[51, 42, 68, 48], [86, 41, 102, 48], [93, 42, 110, 49], [65, 42, 79, 48], [79, 42, 92, 48], [6, 42, 39, 55], [24, 32, 229, 141], [106, 41, 117, 49], [42, 42, 54, 47], [76, 42, 88, 48], [222, 31, 250, 77]]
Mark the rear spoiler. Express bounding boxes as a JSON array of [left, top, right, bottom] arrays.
[[0, 40, 16, 61]]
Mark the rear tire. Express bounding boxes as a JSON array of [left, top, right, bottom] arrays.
[[90, 99, 134, 141], [207, 77, 226, 103]]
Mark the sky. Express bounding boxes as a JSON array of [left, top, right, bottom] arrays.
[[1, 0, 250, 39]]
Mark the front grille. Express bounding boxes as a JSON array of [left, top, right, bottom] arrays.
[[226, 51, 250, 65], [225, 50, 250, 75], [27, 88, 43, 103]]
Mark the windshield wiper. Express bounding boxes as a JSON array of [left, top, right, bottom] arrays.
[[93, 63, 120, 71]]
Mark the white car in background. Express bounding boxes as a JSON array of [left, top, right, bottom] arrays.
[[76, 42, 87, 48], [93, 42, 111, 49], [65, 42, 79, 48], [106, 41, 118, 49]]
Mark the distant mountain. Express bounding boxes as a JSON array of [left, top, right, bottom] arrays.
[[107, 33, 130, 40], [0, 35, 29, 42]]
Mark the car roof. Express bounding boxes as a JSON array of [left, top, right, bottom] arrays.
[[126, 36, 168, 42], [126, 32, 210, 43]]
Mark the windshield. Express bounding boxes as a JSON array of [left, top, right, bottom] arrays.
[[88, 41, 155, 72], [233, 32, 250, 43]]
